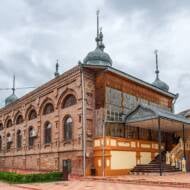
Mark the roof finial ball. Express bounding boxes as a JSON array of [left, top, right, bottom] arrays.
[[54, 59, 60, 77], [152, 50, 169, 92], [83, 10, 112, 66]]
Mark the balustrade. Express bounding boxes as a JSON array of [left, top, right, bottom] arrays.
[[166, 138, 190, 172]]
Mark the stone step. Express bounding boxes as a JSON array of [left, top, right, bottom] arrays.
[[132, 168, 180, 172], [132, 165, 180, 169], [131, 151, 181, 174]]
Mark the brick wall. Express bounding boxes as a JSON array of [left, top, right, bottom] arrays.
[[0, 66, 96, 176]]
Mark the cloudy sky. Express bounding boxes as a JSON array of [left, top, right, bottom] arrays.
[[0, 0, 190, 113]]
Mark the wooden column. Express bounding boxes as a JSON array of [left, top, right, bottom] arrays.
[[158, 117, 162, 176], [183, 124, 186, 159]]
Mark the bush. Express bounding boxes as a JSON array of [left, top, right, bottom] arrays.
[[0, 172, 63, 183]]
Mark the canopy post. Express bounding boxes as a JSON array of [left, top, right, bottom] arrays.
[[137, 127, 140, 140], [158, 117, 162, 176], [123, 124, 125, 138], [182, 124, 186, 159]]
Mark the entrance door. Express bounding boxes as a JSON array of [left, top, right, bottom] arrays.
[[63, 159, 71, 180]]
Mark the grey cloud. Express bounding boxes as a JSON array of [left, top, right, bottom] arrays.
[[0, 0, 190, 112], [107, 0, 190, 16]]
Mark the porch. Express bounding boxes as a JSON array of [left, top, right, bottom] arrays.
[[94, 104, 190, 176]]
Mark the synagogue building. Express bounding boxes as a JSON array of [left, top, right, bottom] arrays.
[[0, 12, 190, 177]]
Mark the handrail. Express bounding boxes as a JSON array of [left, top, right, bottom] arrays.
[[170, 143, 183, 157]]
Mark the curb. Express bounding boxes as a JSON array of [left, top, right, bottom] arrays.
[[14, 185, 41, 190]]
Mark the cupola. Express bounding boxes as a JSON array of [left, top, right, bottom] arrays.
[[5, 75, 18, 105], [83, 10, 112, 66], [152, 50, 169, 92]]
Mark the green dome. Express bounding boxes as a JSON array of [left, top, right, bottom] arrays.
[[152, 50, 169, 92], [5, 93, 18, 105], [84, 23, 112, 67], [152, 78, 169, 92], [83, 46, 112, 66]]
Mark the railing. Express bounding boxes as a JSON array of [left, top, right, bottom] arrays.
[[166, 138, 190, 172], [94, 136, 165, 151], [170, 139, 183, 159]]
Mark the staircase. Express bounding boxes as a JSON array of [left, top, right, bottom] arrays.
[[131, 151, 180, 174]]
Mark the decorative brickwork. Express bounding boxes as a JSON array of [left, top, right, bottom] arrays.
[[0, 64, 174, 176]]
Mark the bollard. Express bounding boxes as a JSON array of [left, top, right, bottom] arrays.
[[175, 159, 178, 168], [182, 157, 187, 172], [179, 159, 182, 170], [171, 154, 175, 166], [166, 151, 170, 165]]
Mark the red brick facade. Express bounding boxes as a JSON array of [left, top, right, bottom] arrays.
[[0, 64, 174, 176], [0, 65, 95, 176]]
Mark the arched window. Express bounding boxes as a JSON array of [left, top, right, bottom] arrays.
[[44, 122, 52, 144], [29, 127, 35, 147], [0, 136, 1, 151], [17, 130, 22, 149], [6, 133, 12, 150], [0, 123, 3, 131], [6, 119, 12, 128], [43, 103, 54, 115], [16, 115, 23, 125], [62, 95, 77, 109], [64, 116, 73, 141], [28, 109, 37, 120]]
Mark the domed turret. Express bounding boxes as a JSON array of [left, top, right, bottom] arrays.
[[5, 75, 18, 106], [83, 36, 112, 66], [5, 93, 18, 105], [152, 50, 169, 92], [83, 10, 112, 66], [152, 78, 169, 91]]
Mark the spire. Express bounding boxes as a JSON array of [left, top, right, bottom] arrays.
[[95, 10, 100, 47], [12, 74, 15, 95], [154, 49, 159, 80], [152, 50, 169, 91], [54, 59, 59, 77]]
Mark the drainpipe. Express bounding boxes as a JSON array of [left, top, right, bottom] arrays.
[[102, 82, 107, 177], [102, 117, 105, 176], [172, 93, 179, 113], [79, 62, 86, 176]]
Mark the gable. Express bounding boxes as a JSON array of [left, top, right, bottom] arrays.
[[126, 106, 156, 122]]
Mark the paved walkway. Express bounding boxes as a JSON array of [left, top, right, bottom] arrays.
[[1, 173, 190, 190], [0, 181, 189, 190], [84, 173, 190, 187]]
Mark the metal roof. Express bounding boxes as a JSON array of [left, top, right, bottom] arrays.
[[125, 103, 190, 132], [80, 63, 177, 99], [126, 103, 190, 124]]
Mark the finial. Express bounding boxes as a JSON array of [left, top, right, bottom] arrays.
[[99, 27, 105, 50], [12, 74, 15, 95], [95, 10, 100, 47], [54, 59, 59, 77], [154, 49, 159, 80]]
